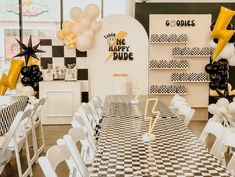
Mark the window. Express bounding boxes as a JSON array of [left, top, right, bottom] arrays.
[[103, 0, 127, 17]]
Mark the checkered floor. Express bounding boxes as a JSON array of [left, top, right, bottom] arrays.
[[90, 95, 231, 177]]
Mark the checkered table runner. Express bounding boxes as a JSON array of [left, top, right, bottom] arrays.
[[0, 96, 28, 135], [90, 95, 231, 177]]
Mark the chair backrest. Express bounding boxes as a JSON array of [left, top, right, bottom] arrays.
[[169, 94, 185, 109], [227, 152, 235, 174], [93, 96, 103, 108], [178, 106, 195, 126], [39, 144, 80, 177], [80, 103, 97, 129], [91, 99, 102, 117], [87, 101, 100, 125], [72, 112, 96, 152], [32, 97, 47, 122], [63, 128, 90, 177]]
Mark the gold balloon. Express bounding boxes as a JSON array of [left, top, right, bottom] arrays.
[[62, 20, 73, 29], [7, 60, 24, 90], [211, 6, 235, 62], [0, 74, 8, 95], [28, 56, 40, 66], [56, 30, 66, 40]]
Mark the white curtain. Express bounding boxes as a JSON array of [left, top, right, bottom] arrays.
[[126, 0, 135, 17]]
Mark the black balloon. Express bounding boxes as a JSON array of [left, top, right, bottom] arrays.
[[205, 64, 214, 74], [21, 76, 31, 86], [229, 34, 235, 43], [38, 76, 43, 82], [32, 82, 39, 91], [213, 38, 218, 44], [223, 65, 229, 71], [210, 73, 221, 82], [218, 82, 228, 90], [210, 22, 216, 31], [227, 23, 234, 30], [218, 58, 228, 66], [212, 64, 219, 73], [209, 82, 219, 90], [220, 71, 229, 79], [36, 71, 42, 77], [21, 66, 31, 76]]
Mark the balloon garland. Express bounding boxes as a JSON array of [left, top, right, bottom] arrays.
[[14, 36, 45, 97], [56, 4, 102, 51]]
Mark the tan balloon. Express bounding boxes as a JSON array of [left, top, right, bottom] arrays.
[[56, 30, 65, 40], [84, 4, 100, 20], [83, 29, 94, 40], [76, 35, 92, 52], [69, 7, 84, 23], [72, 23, 83, 35], [62, 20, 73, 29], [91, 20, 102, 32], [80, 18, 90, 29], [22, 86, 35, 97]]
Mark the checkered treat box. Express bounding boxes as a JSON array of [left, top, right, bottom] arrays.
[[191, 47, 201, 56], [168, 60, 178, 68], [158, 60, 168, 68], [200, 47, 211, 56], [171, 73, 180, 81], [172, 47, 181, 56], [178, 60, 189, 68], [150, 34, 159, 43], [181, 47, 191, 56], [150, 85, 158, 93], [159, 34, 168, 42], [149, 60, 158, 69], [178, 34, 188, 43]]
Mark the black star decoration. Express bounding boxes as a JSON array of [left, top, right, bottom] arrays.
[[14, 35, 45, 66]]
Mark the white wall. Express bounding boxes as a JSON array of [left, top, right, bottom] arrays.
[[89, 14, 148, 101]]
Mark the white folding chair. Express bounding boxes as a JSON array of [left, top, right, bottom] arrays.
[[38, 144, 81, 177], [169, 94, 186, 115], [71, 112, 96, 153], [80, 103, 97, 130], [199, 119, 226, 160], [227, 152, 235, 175], [91, 98, 102, 117], [57, 127, 90, 176], [177, 106, 195, 126], [30, 97, 47, 163], [0, 105, 35, 177], [87, 101, 101, 126], [93, 95, 103, 108]]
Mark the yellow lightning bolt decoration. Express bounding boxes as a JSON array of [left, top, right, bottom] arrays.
[[105, 31, 128, 63], [211, 6, 235, 63]]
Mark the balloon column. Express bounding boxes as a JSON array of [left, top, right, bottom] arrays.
[[14, 36, 45, 97], [56, 4, 102, 51]]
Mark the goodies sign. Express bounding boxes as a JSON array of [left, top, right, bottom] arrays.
[[104, 31, 133, 62]]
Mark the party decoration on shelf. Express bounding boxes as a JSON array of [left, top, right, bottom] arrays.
[[171, 72, 209, 82], [0, 60, 24, 95], [150, 85, 187, 95], [172, 47, 211, 57], [15, 82, 35, 97], [56, 4, 102, 51], [142, 98, 160, 143], [150, 33, 188, 43], [210, 6, 235, 63]]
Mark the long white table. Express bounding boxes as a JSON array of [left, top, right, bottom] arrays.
[[90, 95, 231, 177]]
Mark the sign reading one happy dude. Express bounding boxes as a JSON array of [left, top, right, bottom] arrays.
[[104, 31, 133, 62]]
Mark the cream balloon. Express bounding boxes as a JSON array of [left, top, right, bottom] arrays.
[[84, 4, 100, 20], [79, 18, 90, 29], [15, 82, 24, 93], [76, 35, 92, 52], [216, 98, 229, 107], [228, 102, 235, 114], [62, 20, 73, 29], [72, 23, 84, 35], [69, 7, 83, 23], [208, 104, 217, 115], [83, 29, 94, 40], [90, 20, 102, 32], [22, 86, 35, 97]]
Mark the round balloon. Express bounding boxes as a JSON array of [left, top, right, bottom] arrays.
[[217, 97, 229, 107], [83, 29, 94, 40], [90, 20, 102, 32], [21, 76, 31, 86], [62, 20, 73, 29], [84, 4, 100, 20], [76, 35, 92, 52], [218, 58, 229, 66], [205, 63, 213, 74], [208, 103, 217, 114], [210, 22, 216, 31], [69, 7, 83, 23], [22, 86, 35, 97], [15, 82, 24, 93], [56, 30, 65, 40], [218, 82, 228, 90], [209, 82, 219, 90], [210, 73, 221, 82], [21, 66, 31, 76], [72, 23, 84, 35], [79, 18, 90, 29]]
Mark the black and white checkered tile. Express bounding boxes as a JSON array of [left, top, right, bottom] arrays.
[[90, 96, 231, 177], [172, 47, 211, 57], [150, 34, 188, 43], [149, 85, 187, 94], [149, 60, 158, 69], [0, 96, 28, 135], [39, 39, 89, 102]]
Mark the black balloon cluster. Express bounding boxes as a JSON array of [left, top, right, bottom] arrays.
[[21, 65, 43, 91], [205, 59, 229, 91]]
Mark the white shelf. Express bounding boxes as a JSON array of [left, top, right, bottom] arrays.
[[149, 93, 188, 96], [172, 81, 210, 83], [173, 55, 211, 58], [150, 42, 188, 44], [149, 67, 188, 70]]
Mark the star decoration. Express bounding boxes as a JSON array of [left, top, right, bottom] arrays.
[[14, 35, 45, 66]]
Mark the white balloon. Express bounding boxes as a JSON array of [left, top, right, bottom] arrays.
[[69, 7, 84, 23], [79, 18, 90, 29], [76, 35, 92, 52], [83, 29, 94, 40], [216, 43, 234, 60], [216, 98, 229, 107], [22, 86, 35, 97], [84, 4, 100, 20], [90, 20, 101, 32], [209, 40, 217, 49], [228, 102, 235, 114], [72, 23, 83, 35], [16, 82, 24, 93], [208, 104, 217, 115]]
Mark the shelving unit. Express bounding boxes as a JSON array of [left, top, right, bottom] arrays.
[[149, 14, 211, 121]]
